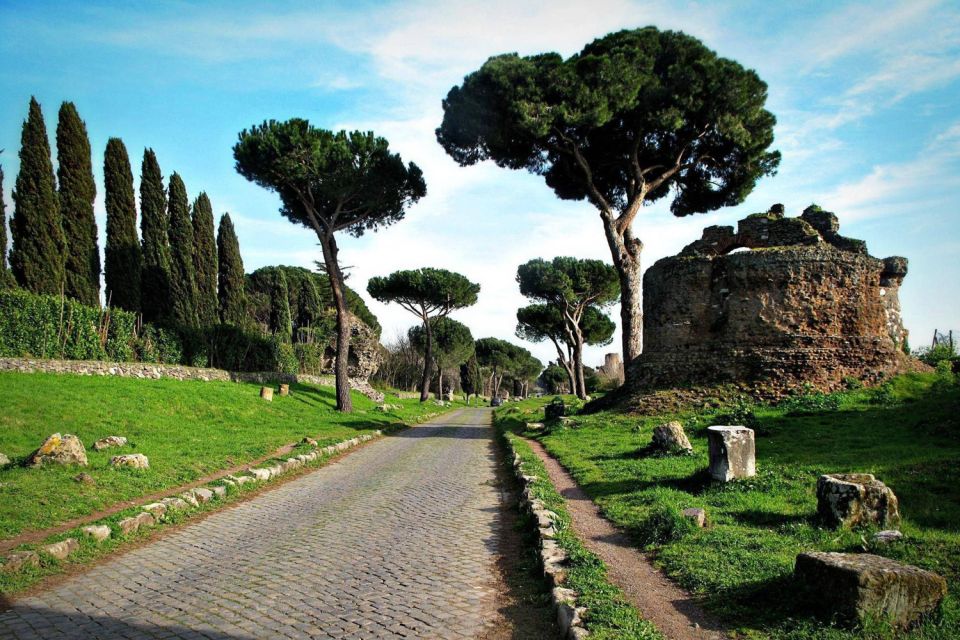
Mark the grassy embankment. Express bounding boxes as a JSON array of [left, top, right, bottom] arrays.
[[495, 372, 960, 639], [0, 372, 457, 541]]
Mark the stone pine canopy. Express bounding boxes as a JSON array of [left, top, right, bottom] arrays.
[[630, 205, 912, 396]]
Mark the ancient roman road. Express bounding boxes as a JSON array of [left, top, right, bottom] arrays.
[[0, 408, 508, 640]]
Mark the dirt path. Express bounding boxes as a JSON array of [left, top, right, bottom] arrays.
[[526, 437, 728, 640]]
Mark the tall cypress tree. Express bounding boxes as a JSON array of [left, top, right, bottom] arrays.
[[103, 138, 141, 311], [217, 212, 246, 325], [0, 164, 13, 288], [167, 173, 198, 328], [269, 270, 292, 341], [139, 148, 171, 323], [57, 102, 100, 306], [10, 97, 66, 294], [191, 192, 218, 326]]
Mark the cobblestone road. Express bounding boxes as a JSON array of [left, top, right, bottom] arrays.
[[0, 408, 506, 639]]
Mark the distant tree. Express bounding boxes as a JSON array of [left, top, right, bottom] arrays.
[[56, 102, 100, 306], [216, 213, 246, 325], [235, 121, 426, 412], [409, 317, 475, 400], [103, 138, 141, 311], [0, 163, 14, 288], [166, 173, 199, 327], [517, 257, 618, 398], [10, 97, 66, 294], [191, 192, 218, 327], [296, 275, 323, 335], [460, 354, 482, 404], [540, 361, 571, 394], [139, 149, 171, 323], [475, 337, 532, 397], [437, 27, 780, 378], [512, 352, 544, 399], [269, 270, 293, 341], [368, 267, 479, 402]]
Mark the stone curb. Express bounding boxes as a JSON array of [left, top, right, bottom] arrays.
[[1, 430, 383, 575], [505, 446, 590, 639]]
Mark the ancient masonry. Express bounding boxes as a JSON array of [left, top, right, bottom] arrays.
[[630, 205, 912, 395]]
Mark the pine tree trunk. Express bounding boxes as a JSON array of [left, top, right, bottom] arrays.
[[319, 233, 352, 412], [419, 316, 433, 402], [602, 218, 643, 380], [437, 367, 444, 402], [572, 330, 587, 399]]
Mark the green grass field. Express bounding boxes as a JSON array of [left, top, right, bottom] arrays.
[[496, 373, 960, 639], [0, 372, 454, 540]]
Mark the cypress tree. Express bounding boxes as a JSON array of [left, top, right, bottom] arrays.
[[10, 97, 66, 294], [0, 164, 13, 288], [57, 102, 100, 306], [103, 138, 141, 311], [139, 148, 171, 323], [216, 213, 246, 324], [166, 173, 198, 328], [297, 275, 322, 333], [191, 192, 218, 326], [269, 270, 292, 341]]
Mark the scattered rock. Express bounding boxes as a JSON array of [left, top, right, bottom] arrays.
[[211, 485, 227, 499], [302, 437, 318, 447], [651, 421, 693, 454], [794, 551, 946, 628], [118, 512, 155, 535], [0, 452, 9, 467], [2, 551, 40, 573], [707, 426, 756, 481], [41, 538, 79, 560], [73, 472, 96, 485], [142, 502, 167, 517], [682, 507, 707, 527], [179, 492, 200, 507], [92, 436, 128, 451], [29, 433, 88, 467], [278, 383, 290, 396], [191, 488, 214, 503], [249, 468, 271, 481], [110, 453, 150, 469], [817, 473, 900, 529], [81, 525, 112, 542], [873, 529, 904, 544], [525, 422, 545, 431], [260, 386, 273, 401], [161, 497, 190, 512]]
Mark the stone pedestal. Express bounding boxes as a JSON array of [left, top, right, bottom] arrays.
[[794, 552, 946, 628], [260, 386, 273, 401], [817, 473, 900, 529], [278, 384, 290, 396], [707, 426, 755, 481]]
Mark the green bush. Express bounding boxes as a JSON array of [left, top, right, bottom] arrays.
[[294, 342, 326, 375], [0, 289, 136, 361], [274, 339, 298, 375], [779, 390, 842, 415], [640, 503, 698, 546]]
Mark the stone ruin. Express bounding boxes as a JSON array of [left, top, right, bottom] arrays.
[[629, 205, 913, 396], [598, 353, 624, 386]]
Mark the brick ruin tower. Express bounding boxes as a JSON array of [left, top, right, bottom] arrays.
[[628, 205, 913, 397]]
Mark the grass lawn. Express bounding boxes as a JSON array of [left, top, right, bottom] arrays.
[[496, 373, 960, 639], [0, 372, 456, 540]]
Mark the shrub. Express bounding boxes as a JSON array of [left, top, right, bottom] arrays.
[[916, 343, 957, 367], [133, 325, 184, 364], [0, 288, 136, 361], [779, 390, 842, 415], [639, 504, 698, 546], [294, 342, 326, 375], [716, 398, 759, 428]]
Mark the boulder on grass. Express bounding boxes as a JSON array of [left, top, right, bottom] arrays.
[[0, 452, 10, 468], [29, 433, 88, 467], [817, 473, 900, 529], [82, 525, 111, 542], [651, 421, 693, 454], [2, 551, 40, 573], [794, 552, 946, 628], [93, 436, 127, 451], [41, 538, 79, 560], [110, 454, 150, 469]]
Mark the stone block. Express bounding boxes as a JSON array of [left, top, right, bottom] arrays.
[[211, 485, 227, 499], [817, 473, 900, 529], [41, 538, 79, 560], [82, 525, 112, 542], [161, 497, 190, 511], [191, 488, 214, 503], [0, 452, 9, 467], [278, 384, 290, 396], [249, 468, 271, 481], [794, 552, 947, 628], [873, 530, 903, 545], [179, 491, 200, 507], [651, 421, 693, 454], [707, 426, 755, 481], [2, 551, 40, 573], [260, 386, 273, 401], [142, 502, 167, 517], [682, 507, 707, 527], [29, 433, 88, 467], [92, 436, 127, 451], [110, 453, 149, 469]]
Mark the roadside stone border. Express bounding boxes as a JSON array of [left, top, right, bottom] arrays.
[[506, 447, 590, 639], [0, 357, 384, 402], [0, 430, 382, 576]]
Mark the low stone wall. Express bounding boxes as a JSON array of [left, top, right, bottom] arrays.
[[0, 357, 384, 403]]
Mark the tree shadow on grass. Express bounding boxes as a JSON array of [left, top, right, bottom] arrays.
[[579, 468, 715, 502]]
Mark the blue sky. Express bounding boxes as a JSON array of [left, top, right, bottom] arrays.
[[1, 0, 958, 366]]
